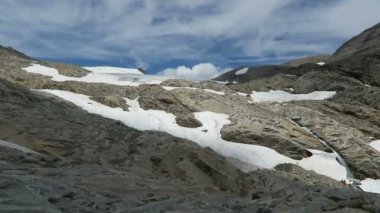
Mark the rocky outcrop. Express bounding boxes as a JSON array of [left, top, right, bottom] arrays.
[[331, 53, 380, 87], [220, 105, 328, 160], [293, 71, 364, 93], [328, 23, 380, 86], [137, 67, 147, 74], [299, 101, 380, 139], [125, 84, 203, 128], [40, 61, 90, 77], [125, 85, 331, 160], [227, 74, 297, 93], [330, 23, 380, 62], [0, 44, 32, 60], [161, 79, 233, 93], [161, 79, 201, 88], [266, 102, 380, 180], [213, 63, 331, 83], [0, 46, 89, 81], [214, 65, 294, 83], [332, 86, 380, 110]]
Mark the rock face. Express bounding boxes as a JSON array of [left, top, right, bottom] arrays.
[[0, 45, 31, 60], [330, 23, 380, 62], [329, 23, 380, 86], [293, 71, 364, 93], [266, 102, 380, 179], [213, 63, 329, 83], [1, 22, 380, 212]]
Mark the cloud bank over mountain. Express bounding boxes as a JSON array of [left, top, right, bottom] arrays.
[[159, 63, 229, 81], [1, 0, 380, 70]]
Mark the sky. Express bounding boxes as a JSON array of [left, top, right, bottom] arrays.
[[1, 0, 380, 80]]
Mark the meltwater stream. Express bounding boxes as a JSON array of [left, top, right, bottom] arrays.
[[289, 119, 354, 180], [0, 139, 39, 154]]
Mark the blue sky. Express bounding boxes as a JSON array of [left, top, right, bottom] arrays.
[[1, 0, 380, 79]]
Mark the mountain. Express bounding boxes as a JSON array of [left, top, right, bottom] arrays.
[[330, 22, 380, 62], [1, 23, 380, 212], [216, 22, 380, 87], [0, 44, 31, 60], [328, 23, 380, 86]]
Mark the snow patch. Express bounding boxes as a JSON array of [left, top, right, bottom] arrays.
[[38, 89, 347, 181], [251, 90, 336, 103], [83, 66, 143, 75], [22, 64, 166, 86], [316, 62, 326, 66], [360, 179, 380, 194], [0, 139, 39, 154], [297, 149, 347, 181], [203, 89, 225, 95], [369, 140, 380, 152], [235, 67, 248, 75], [22, 63, 62, 79]]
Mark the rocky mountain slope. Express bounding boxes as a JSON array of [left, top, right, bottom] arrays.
[[283, 54, 331, 67], [0, 23, 380, 212]]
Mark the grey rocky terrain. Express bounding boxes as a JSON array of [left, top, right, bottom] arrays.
[[1, 23, 380, 212], [282, 54, 331, 67]]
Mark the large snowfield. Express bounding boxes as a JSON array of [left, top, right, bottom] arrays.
[[83, 66, 144, 75], [251, 90, 336, 103], [23, 64, 170, 86], [21, 63, 380, 194]]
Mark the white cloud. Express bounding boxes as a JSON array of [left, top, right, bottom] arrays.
[[1, 0, 380, 65], [159, 63, 228, 81], [320, 0, 380, 37]]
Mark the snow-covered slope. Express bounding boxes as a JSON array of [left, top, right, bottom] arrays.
[[83, 66, 144, 75], [39, 89, 348, 181], [251, 90, 336, 103], [23, 63, 172, 86]]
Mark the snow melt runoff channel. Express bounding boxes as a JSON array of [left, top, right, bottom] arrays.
[[288, 119, 359, 186]]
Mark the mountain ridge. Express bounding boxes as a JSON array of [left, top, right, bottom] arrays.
[[215, 22, 380, 87]]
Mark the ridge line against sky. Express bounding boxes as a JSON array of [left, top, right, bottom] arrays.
[[1, 0, 380, 80]]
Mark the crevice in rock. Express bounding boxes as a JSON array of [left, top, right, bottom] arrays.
[[288, 118, 354, 180]]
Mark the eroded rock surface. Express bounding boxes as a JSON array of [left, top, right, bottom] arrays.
[[266, 102, 380, 180]]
